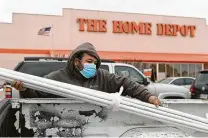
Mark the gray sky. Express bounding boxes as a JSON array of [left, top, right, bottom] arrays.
[[0, 0, 208, 23]]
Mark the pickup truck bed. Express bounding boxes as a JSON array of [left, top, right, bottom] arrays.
[[0, 98, 208, 137]]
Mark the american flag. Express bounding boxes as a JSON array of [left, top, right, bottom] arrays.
[[38, 26, 52, 36]]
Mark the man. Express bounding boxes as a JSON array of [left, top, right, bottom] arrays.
[[12, 42, 161, 106]]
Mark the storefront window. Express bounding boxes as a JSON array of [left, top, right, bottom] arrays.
[[142, 63, 151, 70], [129, 62, 142, 71], [173, 64, 181, 77], [181, 64, 188, 77], [188, 64, 195, 77], [195, 64, 202, 77], [121, 61, 202, 79], [166, 64, 174, 77], [133, 62, 143, 70], [159, 64, 165, 72]]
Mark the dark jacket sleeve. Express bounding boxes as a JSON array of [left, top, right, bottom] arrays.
[[19, 75, 63, 98], [106, 72, 154, 102]]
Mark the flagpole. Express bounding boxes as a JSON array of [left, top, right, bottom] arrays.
[[51, 24, 54, 57]]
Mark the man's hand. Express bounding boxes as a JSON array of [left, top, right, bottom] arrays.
[[148, 96, 161, 107], [11, 81, 27, 91]]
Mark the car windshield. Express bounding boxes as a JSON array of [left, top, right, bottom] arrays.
[[17, 62, 67, 77], [196, 72, 208, 84], [158, 78, 173, 84]]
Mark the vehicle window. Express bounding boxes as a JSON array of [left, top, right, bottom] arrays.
[[100, 65, 109, 71], [171, 78, 185, 86], [17, 62, 67, 77], [184, 78, 194, 85], [196, 72, 208, 84], [158, 78, 173, 84], [115, 66, 144, 83]]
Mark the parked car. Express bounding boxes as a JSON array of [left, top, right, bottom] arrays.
[[190, 70, 208, 99], [157, 77, 195, 89]]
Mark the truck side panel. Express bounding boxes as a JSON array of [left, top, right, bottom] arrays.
[[11, 99, 208, 137]]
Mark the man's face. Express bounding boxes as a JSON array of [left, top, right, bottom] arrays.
[[74, 53, 97, 70]]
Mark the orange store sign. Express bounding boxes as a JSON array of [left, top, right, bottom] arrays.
[[77, 18, 196, 37]]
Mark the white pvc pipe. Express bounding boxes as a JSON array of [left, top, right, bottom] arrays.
[[7, 70, 206, 128], [1, 67, 208, 125], [2, 72, 207, 133], [0, 68, 208, 128], [0, 68, 112, 101], [0, 76, 109, 107], [0, 70, 208, 133], [121, 100, 208, 127], [0, 74, 111, 107], [121, 97, 208, 124]]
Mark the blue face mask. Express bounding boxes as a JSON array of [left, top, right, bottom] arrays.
[[80, 63, 97, 78]]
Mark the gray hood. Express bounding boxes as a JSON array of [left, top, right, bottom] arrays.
[[66, 42, 101, 79]]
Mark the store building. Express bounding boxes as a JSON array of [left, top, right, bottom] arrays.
[[0, 8, 208, 81]]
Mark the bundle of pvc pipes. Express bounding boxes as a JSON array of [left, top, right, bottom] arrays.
[[0, 67, 208, 133]]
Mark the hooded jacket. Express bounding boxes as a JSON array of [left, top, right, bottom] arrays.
[[21, 42, 153, 102]]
